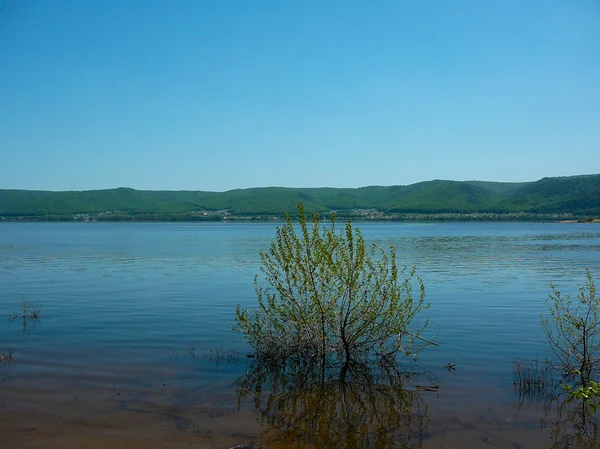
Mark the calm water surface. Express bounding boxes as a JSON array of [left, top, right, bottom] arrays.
[[1, 222, 600, 447]]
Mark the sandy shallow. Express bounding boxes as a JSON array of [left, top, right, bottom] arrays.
[[1, 381, 259, 448], [0, 369, 561, 449]]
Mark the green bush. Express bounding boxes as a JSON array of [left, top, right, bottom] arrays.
[[542, 269, 600, 383], [235, 203, 435, 365]]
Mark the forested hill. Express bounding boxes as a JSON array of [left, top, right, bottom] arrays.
[[1, 174, 599, 221]]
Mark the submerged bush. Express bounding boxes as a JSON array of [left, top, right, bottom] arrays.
[[235, 203, 435, 365], [542, 269, 600, 384], [541, 269, 600, 421]]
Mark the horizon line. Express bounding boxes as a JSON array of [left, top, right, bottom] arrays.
[[1, 173, 598, 194]]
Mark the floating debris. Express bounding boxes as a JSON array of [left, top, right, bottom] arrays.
[[444, 362, 456, 371], [228, 442, 256, 449], [415, 385, 439, 392]]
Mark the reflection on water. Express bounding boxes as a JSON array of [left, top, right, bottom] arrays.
[[545, 394, 600, 448], [516, 372, 600, 449], [8, 313, 41, 340], [235, 357, 433, 448]]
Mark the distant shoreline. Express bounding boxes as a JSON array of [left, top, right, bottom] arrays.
[[2, 213, 598, 223], [560, 219, 600, 224]]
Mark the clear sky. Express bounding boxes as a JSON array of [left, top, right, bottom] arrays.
[[1, 0, 598, 192]]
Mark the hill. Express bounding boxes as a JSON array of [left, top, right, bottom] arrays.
[[1, 174, 599, 221]]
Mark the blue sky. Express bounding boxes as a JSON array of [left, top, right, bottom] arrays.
[[1, 0, 598, 192]]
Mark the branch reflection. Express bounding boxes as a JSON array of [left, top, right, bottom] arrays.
[[514, 360, 600, 448], [541, 387, 600, 448], [235, 357, 433, 448]]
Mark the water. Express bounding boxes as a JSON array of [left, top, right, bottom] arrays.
[[1, 221, 600, 447]]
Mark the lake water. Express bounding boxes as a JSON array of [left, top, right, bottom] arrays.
[[1, 222, 600, 448]]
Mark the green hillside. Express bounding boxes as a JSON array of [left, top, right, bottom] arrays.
[[1, 174, 599, 220], [497, 175, 600, 215]]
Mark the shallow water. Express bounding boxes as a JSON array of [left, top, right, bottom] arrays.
[[1, 221, 600, 447]]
